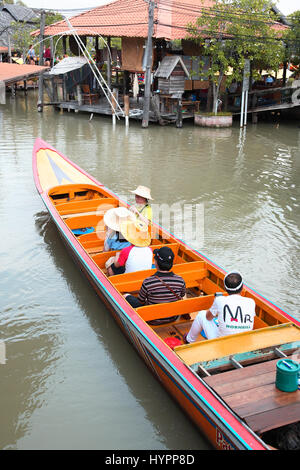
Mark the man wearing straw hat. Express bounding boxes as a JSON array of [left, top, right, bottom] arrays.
[[107, 219, 153, 276], [129, 185, 153, 224]]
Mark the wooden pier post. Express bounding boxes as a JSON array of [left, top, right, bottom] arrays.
[[63, 36, 67, 56], [124, 94, 130, 126], [107, 37, 112, 92], [176, 97, 183, 128], [112, 90, 117, 125], [77, 84, 83, 106], [0, 81, 5, 105]]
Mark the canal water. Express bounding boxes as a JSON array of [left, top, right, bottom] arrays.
[[0, 91, 299, 450]]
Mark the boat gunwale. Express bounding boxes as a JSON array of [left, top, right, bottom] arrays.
[[32, 138, 298, 450]]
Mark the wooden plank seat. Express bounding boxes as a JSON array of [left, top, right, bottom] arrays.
[[135, 296, 269, 329], [204, 352, 300, 434], [56, 197, 116, 213], [136, 295, 215, 322], [92, 243, 181, 269], [174, 323, 300, 368], [65, 214, 106, 231], [111, 261, 208, 293], [200, 278, 226, 295], [49, 183, 111, 203], [78, 230, 105, 245], [58, 198, 118, 218]]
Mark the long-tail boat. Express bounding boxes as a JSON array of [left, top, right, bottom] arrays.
[[33, 138, 300, 450]]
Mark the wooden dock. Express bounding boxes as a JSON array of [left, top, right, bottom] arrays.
[[230, 85, 300, 122], [48, 97, 194, 125], [0, 63, 49, 104]]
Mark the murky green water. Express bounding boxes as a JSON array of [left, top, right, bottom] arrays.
[[0, 90, 299, 449]]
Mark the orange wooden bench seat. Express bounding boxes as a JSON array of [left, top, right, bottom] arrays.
[[136, 295, 215, 322], [65, 214, 106, 230], [135, 296, 270, 326], [92, 243, 180, 269], [56, 197, 117, 215], [111, 261, 208, 293], [77, 230, 106, 246]]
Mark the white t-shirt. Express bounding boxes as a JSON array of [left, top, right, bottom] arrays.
[[210, 294, 256, 337], [118, 245, 153, 273]]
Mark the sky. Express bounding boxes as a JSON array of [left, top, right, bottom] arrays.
[[24, 0, 300, 16]]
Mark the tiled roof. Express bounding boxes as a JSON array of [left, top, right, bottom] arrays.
[[0, 62, 49, 82], [31, 0, 288, 40], [32, 0, 215, 40]]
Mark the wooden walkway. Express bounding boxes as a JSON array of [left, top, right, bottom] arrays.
[[56, 99, 194, 124], [231, 85, 300, 117], [0, 63, 49, 85], [0, 63, 49, 105]]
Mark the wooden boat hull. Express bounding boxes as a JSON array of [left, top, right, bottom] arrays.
[[33, 139, 299, 450]]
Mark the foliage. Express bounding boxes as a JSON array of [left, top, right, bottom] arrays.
[[186, 0, 285, 113], [284, 10, 300, 69], [11, 11, 64, 60], [10, 20, 39, 58]]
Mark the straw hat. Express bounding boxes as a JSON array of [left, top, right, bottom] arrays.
[[103, 207, 133, 232], [130, 185, 153, 200], [120, 219, 151, 247]]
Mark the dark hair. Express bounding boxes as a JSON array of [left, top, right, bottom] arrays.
[[156, 258, 173, 271], [224, 273, 243, 294]]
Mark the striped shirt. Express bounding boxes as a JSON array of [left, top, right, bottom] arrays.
[[138, 271, 186, 305]]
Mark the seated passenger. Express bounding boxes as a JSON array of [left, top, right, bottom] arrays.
[[124, 247, 186, 324], [103, 207, 133, 252], [129, 185, 153, 225], [107, 219, 152, 276], [185, 271, 256, 343]]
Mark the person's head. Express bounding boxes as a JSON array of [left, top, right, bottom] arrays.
[[130, 185, 153, 205], [135, 194, 147, 205], [154, 246, 174, 271], [224, 271, 243, 294]]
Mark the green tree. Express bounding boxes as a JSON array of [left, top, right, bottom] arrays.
[[11, 11, 63, 61], [186, 0, 285, 114], [285, 10, 300, 69]]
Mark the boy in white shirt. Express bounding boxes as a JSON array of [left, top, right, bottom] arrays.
[[185, 271, 256, 343]]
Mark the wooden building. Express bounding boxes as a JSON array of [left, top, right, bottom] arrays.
[[31, 0, 291, 126]]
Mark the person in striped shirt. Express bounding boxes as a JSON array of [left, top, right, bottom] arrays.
[[125, 246, 186, 323]]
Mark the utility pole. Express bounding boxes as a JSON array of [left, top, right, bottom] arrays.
[[37, 10, 45, 112], [142, 0, 155, 128]]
